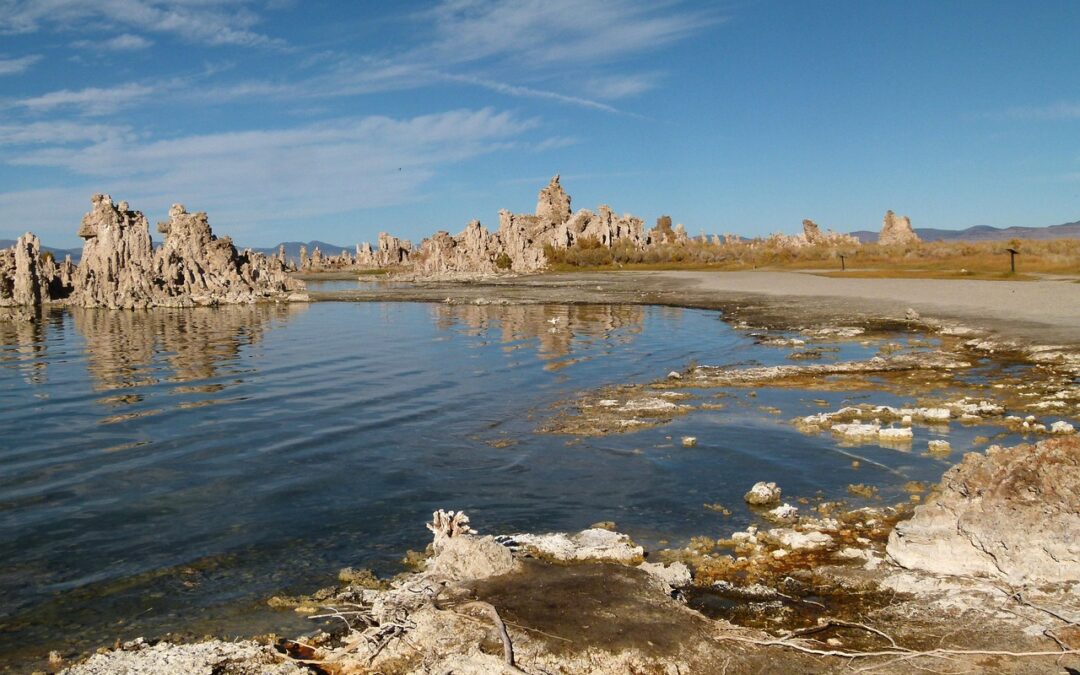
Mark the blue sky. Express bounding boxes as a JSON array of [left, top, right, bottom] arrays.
[[1, 0, 1078, 249]]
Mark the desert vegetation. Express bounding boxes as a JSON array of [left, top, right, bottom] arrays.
[[544, 235, 1080, 279]]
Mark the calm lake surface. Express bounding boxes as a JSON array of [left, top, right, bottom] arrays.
[[0, 299, 986, 667]]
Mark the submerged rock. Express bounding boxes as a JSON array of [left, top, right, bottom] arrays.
[[887, 436, 1080, 583]]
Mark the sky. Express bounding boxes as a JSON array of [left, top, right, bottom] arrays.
[[0, 0, 1078, 249]]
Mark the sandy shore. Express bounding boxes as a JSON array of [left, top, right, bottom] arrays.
[[310, 269, 1080, 346], [663, 270, 1080, 343]]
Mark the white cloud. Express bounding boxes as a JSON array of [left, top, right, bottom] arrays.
[[0, 0, 282, 48], [1, 108, 537, 238], [0, 54, 41, 75], [586, 73, 660, 100], [16, 83, 159, 115], [72, 33, 154, 51], [424, 0, 719, 67], [0, 121, 133, 145]]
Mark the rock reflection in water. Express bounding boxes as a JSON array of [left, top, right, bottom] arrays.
[[0, 311, 60, 384], [70, 304, 307, 408], [431, 303, 648, 363]]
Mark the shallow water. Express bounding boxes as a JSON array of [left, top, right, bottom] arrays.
[[0, 301, 1006, 667]]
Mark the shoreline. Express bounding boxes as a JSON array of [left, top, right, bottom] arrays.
[[303, 269, 1080, 349]]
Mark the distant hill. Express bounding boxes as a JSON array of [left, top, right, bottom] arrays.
[[850, 220, 1080, 243], [0, 239, 82, 262], [247, 240, 354, 261]]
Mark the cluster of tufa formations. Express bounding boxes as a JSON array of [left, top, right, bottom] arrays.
[[345, 176, 917, 278], [1, 177, 925, 300], [355, 175, 661, 278], [2, 194, 305, 310]]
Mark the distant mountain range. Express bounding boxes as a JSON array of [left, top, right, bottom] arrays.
[[850, 220, 1080, 243], [247, 240, 354, 260]]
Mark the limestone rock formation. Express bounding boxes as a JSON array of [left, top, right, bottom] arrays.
[[1, 232, 72, 307], [72, 194, 303, 309], [762, 220, 861, 250], [356, 232, 413, 268], [802, 219, 822, 243], [536, 174, 572, 224], [887, 436, 1080, 583], [879, 210, 920, 246], [152, 203, 301, 307], [73, 195, 158, 309]]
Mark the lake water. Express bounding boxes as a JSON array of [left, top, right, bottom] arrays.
[[0, 299, 994, 668]]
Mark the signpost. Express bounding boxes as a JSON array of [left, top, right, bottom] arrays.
[[1006, 248, 1019, 274]]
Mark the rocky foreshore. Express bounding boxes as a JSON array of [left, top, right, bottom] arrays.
[[54, 439, 1080, 675]]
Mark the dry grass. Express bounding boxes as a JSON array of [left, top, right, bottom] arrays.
[[544, 236, 1080, 279]]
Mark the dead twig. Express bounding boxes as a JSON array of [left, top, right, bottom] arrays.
[[452, 600, 530, 674], [716, 633, 1080, 660]]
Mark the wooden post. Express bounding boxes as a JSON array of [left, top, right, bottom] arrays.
[[1006, 248, 1019, 274], [839, 254, 846, 271]]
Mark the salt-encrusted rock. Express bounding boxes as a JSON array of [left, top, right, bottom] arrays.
[[765, 503, 799, 524], [878, 210, 920, 246], [744, 481, 782, 505], [878, 427, 913, 442], [832, 422, 881, 439], [638, 560, 692, 591], [927, 439, 952, 455], [512, 528, 644, 564], [58, 638, 304, 675], [887, 437, 1080, 583], [424, 510, 517, 580], [1051, 420, 1075, 435], [772, 528, 834, 551]]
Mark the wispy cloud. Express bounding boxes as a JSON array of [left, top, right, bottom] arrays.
[[0, 0, 283, 48], [586, 73, 661, 100], [16, 83, 159, 115], [439, 73, 622, 114], [72, 33, 154, 51], [0, 121, 134, 145], [424, 0, 721, 67], [1002, 102, 1080, 121], [0, 54, 40, 75], [0, 108, 538, 238]]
